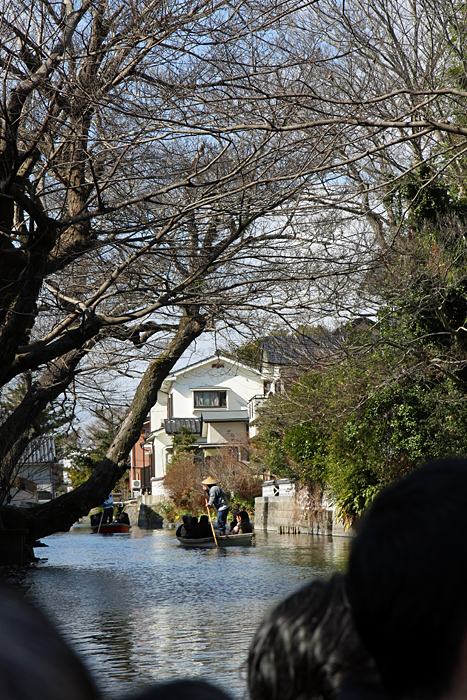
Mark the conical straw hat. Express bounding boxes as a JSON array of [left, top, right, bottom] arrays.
[[201, 476, 218, 485]]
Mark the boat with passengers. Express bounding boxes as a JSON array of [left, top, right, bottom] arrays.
[[90, 511, 131, 534], [91, 522, 131, 534], [176, 532, 254, 548]]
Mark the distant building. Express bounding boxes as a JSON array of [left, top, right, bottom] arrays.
[[145, 355, 265, 498], [10, 436, 57, 505], [130, 416, 151, 496], [260, 332, 341, 387]]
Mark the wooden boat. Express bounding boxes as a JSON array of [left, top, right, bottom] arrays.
[[176, 532, 254, 548], [91, 522, 131, 534]]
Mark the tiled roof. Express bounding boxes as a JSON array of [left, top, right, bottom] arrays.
[[201, 410, 249, 422], [18, 436, 56, 465], [164, 418, 202, 435], [262, 334, 341, 366]]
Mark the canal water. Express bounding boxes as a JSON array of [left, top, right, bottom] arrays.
[[25, 527, 350, 700]]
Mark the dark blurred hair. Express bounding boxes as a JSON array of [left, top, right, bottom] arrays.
[[347, 457, 467, 699], [129, 679, 232, 700], [248, 573, 382, 700], [239, 511, 249, 522], [0, 582, 100, 700]]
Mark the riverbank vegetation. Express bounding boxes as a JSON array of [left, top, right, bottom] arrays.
[[163, 428, 261, 519], [254, 171, 467, 522], [250, 1, 467, 521]]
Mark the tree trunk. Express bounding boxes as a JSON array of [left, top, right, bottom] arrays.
[[0, 347, 89, 505], [1, 312, 207, 541]]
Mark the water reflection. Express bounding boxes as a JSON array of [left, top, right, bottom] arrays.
[[25, 528, 350, 700]]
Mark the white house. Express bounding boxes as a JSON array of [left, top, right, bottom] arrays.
[[146, 354, 271, 496], [140, 329, 348, 498]]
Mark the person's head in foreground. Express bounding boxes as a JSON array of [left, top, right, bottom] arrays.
[[130, 680, 232, 700], [248, 573, 384, 700], [346, 456, 467, 700], [0, 581, 100, 700]]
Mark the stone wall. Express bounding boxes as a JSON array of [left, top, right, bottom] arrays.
[[124, 501, 164, 529], [255, 481, 354, 537]]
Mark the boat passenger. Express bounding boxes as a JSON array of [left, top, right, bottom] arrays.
[[201, 476, 230, 535], [229, 508, 240, 532], [191, 514, 213, 539], [176, 514, 192, 538], [115, 508, 130, 525], [231, 510, 253, 534]]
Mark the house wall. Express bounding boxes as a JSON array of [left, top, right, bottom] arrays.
[[17, 464, 54, 500], [150, 478, 169, 501], [149, 359, 264, 485], [130, 432, 145, 470], [207, 421, 248, 443], [130, 420, 150, 469], [10, 488, 37, 505], [150, 391, 168, 430], [169, 362, 263, 416], [130, 419, 152, 491], [248, 397, 264, 439], [9, 477, 37, 505], [153, 431, 173, 479]]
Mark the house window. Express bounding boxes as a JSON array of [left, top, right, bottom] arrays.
[[274, 380, 282, 394], [194, 390, 227, 408], [167, 394, 173, 419]]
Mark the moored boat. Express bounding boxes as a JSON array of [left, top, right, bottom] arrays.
[[91, 522, 131, 534], [176, 532, 254, 548]]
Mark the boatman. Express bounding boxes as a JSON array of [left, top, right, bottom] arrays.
[[202, 476, 230, 536], [101, 493, 114, 524]]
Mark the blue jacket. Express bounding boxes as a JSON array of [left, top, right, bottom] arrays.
[[103, 494, 113, 509]]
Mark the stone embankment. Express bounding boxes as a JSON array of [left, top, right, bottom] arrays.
[[124, 501, 164, 528], [80, 499, 165, 529], [254, 479, 354, 537]]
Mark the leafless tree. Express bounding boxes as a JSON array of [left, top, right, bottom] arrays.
[[4, 0, 467, 540], [0, 0, 356, 539]]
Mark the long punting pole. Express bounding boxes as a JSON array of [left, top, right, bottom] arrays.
[[205, 501, 219, 547]]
